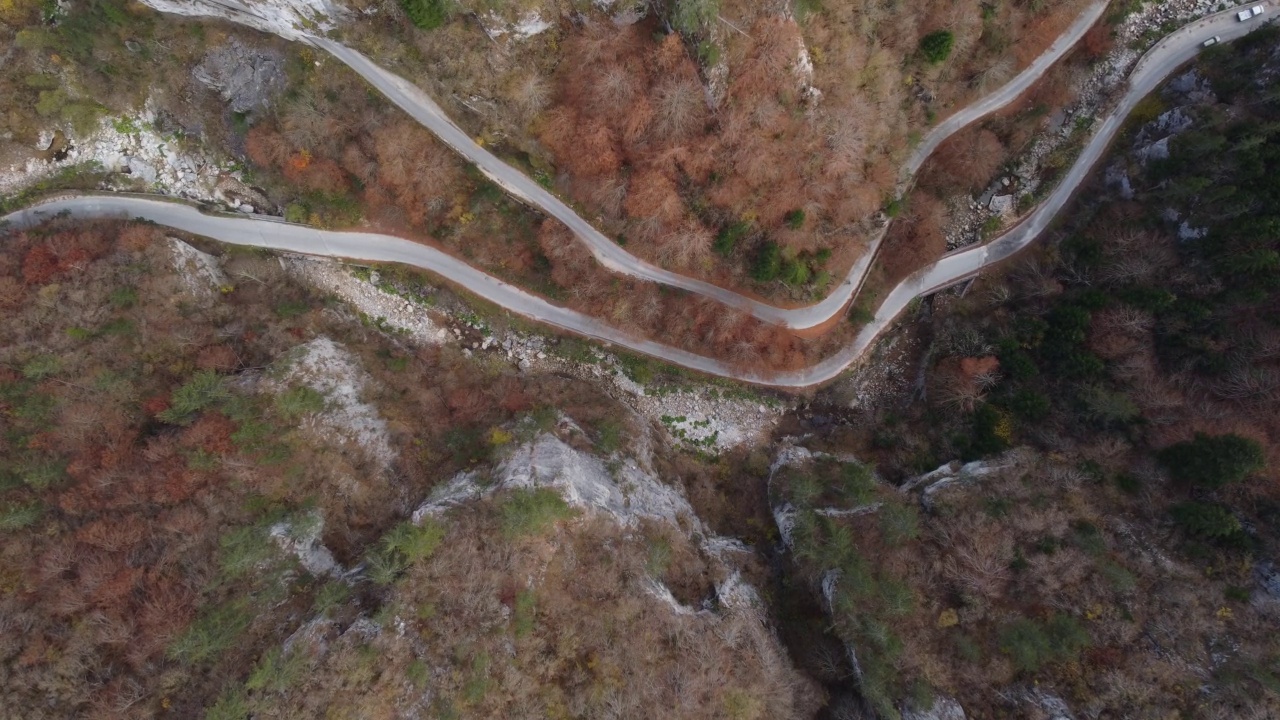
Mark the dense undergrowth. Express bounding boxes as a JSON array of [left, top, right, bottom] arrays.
[[339, 0, 1094, 300], [2, 218, 808, 718], [785, 29, 1280, 718]]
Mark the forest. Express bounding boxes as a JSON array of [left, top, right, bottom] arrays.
[[3, 1, 1280, 718], [338, 0, 1094, 299], [0, 0, 849, 375], [0, 218, 821, 717], [0, 0, 1134, 380], [767, 27, 1280, 718]]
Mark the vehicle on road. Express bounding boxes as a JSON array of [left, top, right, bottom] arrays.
[[1204, 35, 1222, 46], [1239, 5, 1264, 21]]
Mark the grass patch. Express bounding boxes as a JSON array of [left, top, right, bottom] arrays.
[[998, 613, 1091, 673], [159, 371, 228, 426], [218, 524, 278, 582], [594, 418, 623, 454], [246, 646, 309, 693], [274, 386, 326, 420], [0, 501, 43, 531], [367, 519, 446, 585], [499, 488, 573, 538], [513, 589, 536, 637], [169, 599, 254, 665]]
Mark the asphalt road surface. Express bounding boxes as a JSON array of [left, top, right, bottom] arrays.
[[3, 3, 1270, 386], [308, 1, 1108, 330]]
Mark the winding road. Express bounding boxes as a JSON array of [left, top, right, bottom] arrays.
[[309, 0, 1109, 331], [2, 3, 1272, 387]]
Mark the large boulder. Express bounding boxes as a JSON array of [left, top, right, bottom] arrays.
[[193, 38, 287, 114]]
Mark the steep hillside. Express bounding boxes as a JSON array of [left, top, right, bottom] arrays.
[[781, 26, 1280, 719], [4, 2, 1280, 719], [1, 0, 1101, 303], [337, 0, 1096, 296], [0, 218, 814, 718]]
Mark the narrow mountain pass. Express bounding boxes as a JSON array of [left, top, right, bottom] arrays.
[[306, 0, 1109, 330], [4, 4, 1272, 387]]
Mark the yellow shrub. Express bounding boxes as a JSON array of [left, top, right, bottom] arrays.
[[993, 409, 1015, 444], [0, 0, 41, 26], [488, 427, 513, 446]]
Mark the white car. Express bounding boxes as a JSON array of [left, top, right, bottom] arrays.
[[1204, 35, 1222, 46], [1239, 4, 1265, 20]]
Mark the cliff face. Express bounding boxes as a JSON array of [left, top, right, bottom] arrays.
[[135, 0, 344, 39], [258, 429, 826, 718]]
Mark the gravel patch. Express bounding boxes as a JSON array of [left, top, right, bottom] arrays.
[[0, 106, 233, 201], [269, 336, 397, 470], [834, 334, 916, 412], [282, 254, 788, 452], [170, 237, 230, 300], [282, 256, 448, 347]]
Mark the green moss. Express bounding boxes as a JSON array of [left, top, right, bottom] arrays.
[[159, 371, 229, 426], [513, 589, 536, 637], [275, 386, 327, 420], [713, 221, 751, 256], [998, 613, 1090, 673], [0, 501, 43, 531], [1158, 433, 1265, 489], [367, 519, 447, 585]]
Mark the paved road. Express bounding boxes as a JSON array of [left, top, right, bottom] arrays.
[[133, 0, 1107, 330], [811, 0, 1109, 326], [309, 3, 1106, 330], [802, 3, 1278, 385], [2, 195, 793, 383], [2, 5, 1268, 387], [903, 1, 1109, 181]]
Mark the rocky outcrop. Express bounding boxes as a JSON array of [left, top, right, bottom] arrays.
[[137, 0, 345, 40], [2, 109, 231, 200], [988, 194, 1015, 217], [903, 695, 967, 720], [768, 444, 815, 550], [478, 11, 554, 40], [193, 38, 287, 114], [1257, 561, 1280, 604], [899, 449, 1032, 510], [270, 511, 341, 576], [270, 337, 397, 470], [169, 237, 229, 301], [412, 431, 784, 626], [413, 432, 695, 528]]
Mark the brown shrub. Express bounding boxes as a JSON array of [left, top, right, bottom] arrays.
[[195, 345, 239, 372], [117, 223, 161, 252], [1080, 23, 1114, 60], [930, 128, 1006, 192], [76, 519, 146, 553], [181, 413, 236, 455], [624, 167, 683, 226], [21, 244, 60, 285], [245, 125, 290, 168]]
